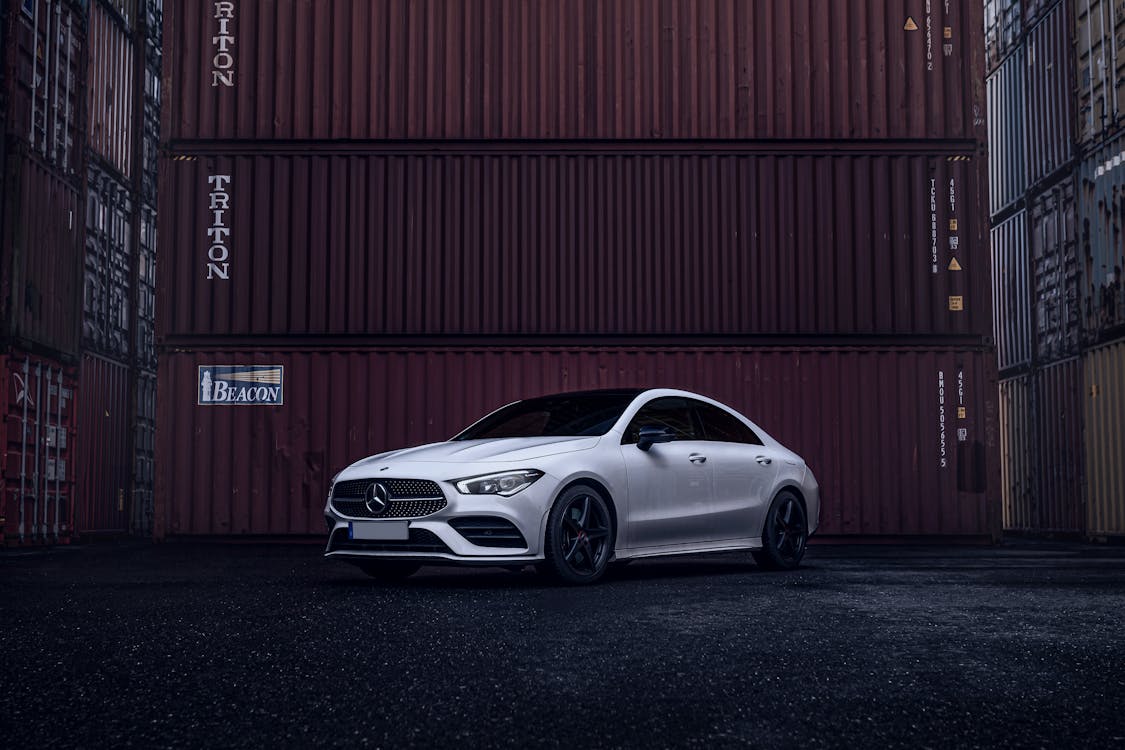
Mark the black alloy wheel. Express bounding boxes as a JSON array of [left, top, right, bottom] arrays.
[[541, 485, 614, 584], [752, 490, 808, 571], [357, 561, 422, 581]]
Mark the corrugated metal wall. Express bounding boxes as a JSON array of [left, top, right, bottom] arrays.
[[992, 210, 1032, 372], [988, 47, 1027, 216], [1030, 178, 1080, 362], [159, 150, 989, 341], [1024, 2, 1075, 187], [156, 346, 998, 539], [1074, 0, 1125, 145], [76, 353, 131, 533], [87, 0, 135, 179], [1078, 132, 1125, 343], [1083, 339, 1125, 536], [165, 0, 985, 143], [83, 161, 133, 360]]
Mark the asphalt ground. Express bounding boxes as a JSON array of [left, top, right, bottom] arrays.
[[2, 540, 1124, 749]]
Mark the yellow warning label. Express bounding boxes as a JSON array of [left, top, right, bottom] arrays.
[[949, 218, 959, 231], [948, 296, 964, 311], [904, 17, 918, 31], [948, 257, 963, 271], [957, 407, 967, 419], [944, 26, 953, 39]]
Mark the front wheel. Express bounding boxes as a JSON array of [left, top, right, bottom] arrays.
[[752, 490, 808, 571], [540, 485, 614, 585]]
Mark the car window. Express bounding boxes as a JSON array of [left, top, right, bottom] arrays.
[[693, 401, 764, 445], [621, 397, 700, 444], [454, 391, 639, 439]]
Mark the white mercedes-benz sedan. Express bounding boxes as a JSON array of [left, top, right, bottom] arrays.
[[324, 388, 819, 584]]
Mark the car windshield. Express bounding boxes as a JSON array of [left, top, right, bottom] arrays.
[[453, 391, 640, 440]]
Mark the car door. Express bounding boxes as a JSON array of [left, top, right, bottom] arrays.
[[692, 401, 780, 541], [620, 396, 715, 549]]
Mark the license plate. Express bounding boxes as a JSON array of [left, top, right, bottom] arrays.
[[349, 521, 409, 541]]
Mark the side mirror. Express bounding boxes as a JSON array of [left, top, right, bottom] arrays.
[[637, 425, 675, 452]]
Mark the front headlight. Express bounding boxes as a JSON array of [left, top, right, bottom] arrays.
[[454, 470, 544, 497]]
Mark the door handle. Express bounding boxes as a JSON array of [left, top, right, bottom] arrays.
[[755, 456, 772, 466], [688, 453, 707, 464]]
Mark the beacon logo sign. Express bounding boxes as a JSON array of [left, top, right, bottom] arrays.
[[198, 366, 284, 406]]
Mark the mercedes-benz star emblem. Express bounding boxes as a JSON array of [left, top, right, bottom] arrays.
[[365, 482, 390, 516]]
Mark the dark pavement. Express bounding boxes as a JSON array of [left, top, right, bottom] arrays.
[[2, 540, 1124, 749]]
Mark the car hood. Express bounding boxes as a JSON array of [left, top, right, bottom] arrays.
[[352, 436, 601, 468]]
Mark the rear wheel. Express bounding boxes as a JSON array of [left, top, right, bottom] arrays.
[[540, 485, 614, 585], [356, 561, 421, 580], [752, 490, 808, 571]]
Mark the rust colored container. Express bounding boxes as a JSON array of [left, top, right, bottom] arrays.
[[1024, 2, 1075, 188], [1029, 178, 1080, 363], [158, 149, 989, 340], [154, 345, 999, 540], [163, 0, 986, 143], [1, 0, 87, 176], [998, 360, 1084, 535], [0, 349, 77, 545], [1084, 338, 1125, 538], [1075, 0, 1125, 144], [83, 161, 134, 361], [1078, 134, 1125, 343], [0, 149, 83, 358], [87, 0, 136, 179], [75, 353, 132, 534]]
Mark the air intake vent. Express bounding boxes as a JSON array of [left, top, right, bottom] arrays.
[[449, 517, 528, 548]]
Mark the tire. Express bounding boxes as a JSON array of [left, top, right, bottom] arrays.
[[356, 561, 421, 580], [752, 489, 808, 571], [540, 485, 614, 585]]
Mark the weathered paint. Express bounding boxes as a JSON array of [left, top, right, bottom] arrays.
[[991, 210, 1032, 372], [1075, 0, 1125, 144], [88, 0, 136, 179], [1078, 133, 1125, 344], [1084, 338, 1125, 537], [158, 149, 990, 341], [998, 360, 1084, 535], [75, 353, 132, 535], [83, 161, 134, 361], [1029, 178, 1080, 363], [0, 349, 77, 545], [154, 346, 1000, 540], [164, 0, 986, 144], [985, 0, 1022, 74], [0, 149, 84, 359]]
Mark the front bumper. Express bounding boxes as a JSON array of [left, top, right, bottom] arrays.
[[323, 476, 554, 564]]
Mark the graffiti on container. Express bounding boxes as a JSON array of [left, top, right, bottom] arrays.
[[212, 1, 235, 87], [198, 366, 284, 406], [206, 174, 232, 280], [938, 371, 947, 468]]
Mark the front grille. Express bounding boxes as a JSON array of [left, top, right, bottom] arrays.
[[328, 527, 452, 555], [330, 478, 447, 519], [449, 517, 528, 548]]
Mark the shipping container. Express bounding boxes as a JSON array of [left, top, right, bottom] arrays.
[[1024, 0, 1066, 28], [75, 353, 132, 534], [0, 349, 77, 545], [1075, 0, 1125, 144], [992, 210, 1032, 372], [1024, 2, 1075, 187], [154, 345, 999, 540], [84, 161, 134, 361], [1029, 178, 1081, 362], [998, 361, 1084, 535], [985, 0, 1022, 74], [1078, 134, 1125, 342], [136, 202, 155, 370], [158, 149, 989, 341], [1083, 338, 1125, 538], [134, 367, 154, 534], [1, 0, 87, 176], [87, 0, 136, 179], [0, 148, 83, 358], [987, 46, 1026, 216], [140, 0, 160, 206], [164, 0, 986, 144]]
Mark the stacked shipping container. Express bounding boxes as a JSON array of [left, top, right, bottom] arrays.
[[989, 0, 1125, 539], [0, 0, 87, 544], [158, 0, 999, 542]]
